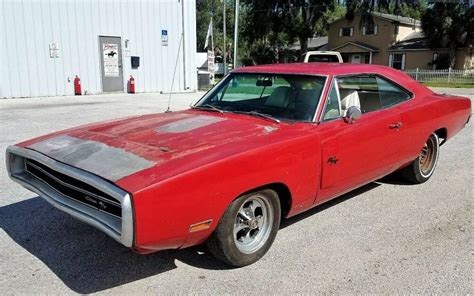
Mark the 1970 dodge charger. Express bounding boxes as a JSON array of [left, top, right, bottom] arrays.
[[6, 63, 471, 266]]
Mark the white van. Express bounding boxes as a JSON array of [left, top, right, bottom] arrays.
[[300, 51, 343, 63]]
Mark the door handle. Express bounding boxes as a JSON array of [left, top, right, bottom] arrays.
[[389, 122, 403, 129]]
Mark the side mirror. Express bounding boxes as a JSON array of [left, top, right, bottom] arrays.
[[344, 106, 362, 124]]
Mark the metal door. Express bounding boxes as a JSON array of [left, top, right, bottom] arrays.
[[99, 36, 124, 92]]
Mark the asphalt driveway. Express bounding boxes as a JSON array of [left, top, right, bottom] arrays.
[[0, 88, 472, 294]]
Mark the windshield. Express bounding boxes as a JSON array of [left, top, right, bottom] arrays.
[[195, 73, 326, 122]]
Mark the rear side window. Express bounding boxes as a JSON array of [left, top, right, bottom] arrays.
[[376, 76, 411, 108]]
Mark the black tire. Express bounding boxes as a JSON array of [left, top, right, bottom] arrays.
[[400, 133, 439, 184], [206, 189, 281, 267]]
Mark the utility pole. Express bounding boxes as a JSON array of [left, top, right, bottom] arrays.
[[211, 15, 214, 52], [223, 0, 227, 75], [233, 0, 239, 69]]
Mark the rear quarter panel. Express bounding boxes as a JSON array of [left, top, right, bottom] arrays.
[[397, 92, 471, 167]]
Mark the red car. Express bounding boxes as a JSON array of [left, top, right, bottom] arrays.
[[6, 63, 471, 266]]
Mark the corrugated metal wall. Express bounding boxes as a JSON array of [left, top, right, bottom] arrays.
[[0, 0, 197, 98]]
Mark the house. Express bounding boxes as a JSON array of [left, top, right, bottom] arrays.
[[328, 12, 473, 70], [288, 36, 329, 51]]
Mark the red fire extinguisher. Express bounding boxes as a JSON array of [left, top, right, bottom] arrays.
[[128, 75, 135, 94], [74, 75, 81, 95]]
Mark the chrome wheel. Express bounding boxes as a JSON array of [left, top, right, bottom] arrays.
[[419, 135, 438, 177], [233, 195, 273, 254]]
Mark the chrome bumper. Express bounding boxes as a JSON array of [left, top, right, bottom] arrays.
[[6, 145, 134, 247]]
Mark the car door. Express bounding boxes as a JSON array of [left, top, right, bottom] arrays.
[[315, 75, 405, 203]]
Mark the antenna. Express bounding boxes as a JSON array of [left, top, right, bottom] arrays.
[[165, 32, 184, 113]]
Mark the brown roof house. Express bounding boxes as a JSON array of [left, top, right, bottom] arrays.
[[328, 12, 473, 70]]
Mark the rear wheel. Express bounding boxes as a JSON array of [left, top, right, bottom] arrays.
[[401, 133, 439, 184], [206, 189, 281, 267]]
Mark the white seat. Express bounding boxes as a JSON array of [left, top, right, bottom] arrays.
[[266, 86, 291, 108], [339, 89, 361, 116]]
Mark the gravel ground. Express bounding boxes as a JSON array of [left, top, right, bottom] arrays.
[[0, 88, 472, 294]]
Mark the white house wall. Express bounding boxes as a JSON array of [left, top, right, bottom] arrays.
[[0, 0, 197, 98]]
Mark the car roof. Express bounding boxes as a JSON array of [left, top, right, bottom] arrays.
[[234, 63, 402, 76], [233, 63, 433, 96]]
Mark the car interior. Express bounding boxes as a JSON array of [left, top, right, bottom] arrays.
[[205, 74, 326, 122], [323, 75, 412, 120]]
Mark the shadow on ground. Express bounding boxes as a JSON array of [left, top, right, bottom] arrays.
[[1, 181, 387, 293], [0, 197, 232, 293]]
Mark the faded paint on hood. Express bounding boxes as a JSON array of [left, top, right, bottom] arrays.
[[23, 110, 300, 187]]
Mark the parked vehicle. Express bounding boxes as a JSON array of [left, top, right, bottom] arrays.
[[6, 63, 471, 266], [300, 51, 343, 63]]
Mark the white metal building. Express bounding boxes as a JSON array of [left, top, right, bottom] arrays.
[[0, 0, 197, 98]]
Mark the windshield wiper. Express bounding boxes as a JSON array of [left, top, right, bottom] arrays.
[[232, 110, 281, 123], [191, 104, 225, 114]]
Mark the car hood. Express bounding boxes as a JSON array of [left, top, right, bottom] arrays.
[[21, 110, 297, 187]]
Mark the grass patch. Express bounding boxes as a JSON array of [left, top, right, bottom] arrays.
[[422, 82, 474, 88]]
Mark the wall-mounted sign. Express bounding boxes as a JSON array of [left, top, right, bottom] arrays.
[[103, 43, 119, 77], [161, 30, 168, 46], [49, 43, 59, 58], [207, 50, 215, 84], [207, 50, 215, 74], [124, 39, 131, 57]]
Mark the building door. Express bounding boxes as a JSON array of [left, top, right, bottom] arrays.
[[99, 36, 124, 92], [351, 54, 361, 64]]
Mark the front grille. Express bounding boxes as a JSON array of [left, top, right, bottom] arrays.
[[25, 158, 122, 218], [7, 146, 134, 247]]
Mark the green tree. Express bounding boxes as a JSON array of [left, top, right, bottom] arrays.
[[196, 0, 235, 55], [278, 0, 336, 53], [421, 3, 473, 68], [345, 0, 426, 29], [239, 1, 342, 64]]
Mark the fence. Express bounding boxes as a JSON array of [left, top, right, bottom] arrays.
[[404, 68, 474, 84]]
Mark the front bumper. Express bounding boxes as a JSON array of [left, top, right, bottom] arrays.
[[6, 145, 134, 247]]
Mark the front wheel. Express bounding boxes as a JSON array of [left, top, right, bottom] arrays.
[[206, 189, 281, 267], [400, 133, 440, 184]]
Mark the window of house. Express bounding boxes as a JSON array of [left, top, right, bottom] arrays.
[[339, 27, 353, 37], [362, 25, 378, 35], [432, 52, 439, 70], [389, 53, 405, 70], [322, 80, 341, 121]]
